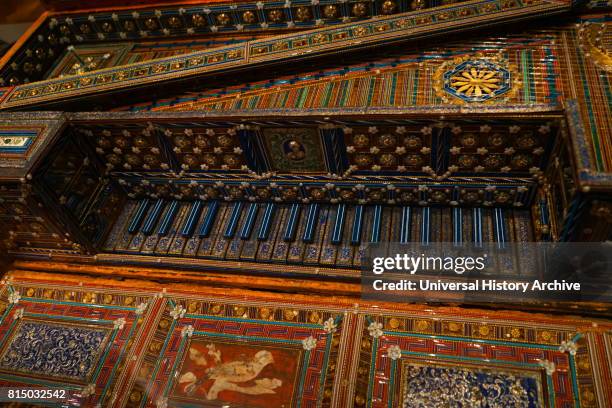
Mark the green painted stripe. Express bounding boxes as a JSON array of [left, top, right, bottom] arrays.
[[297, 87, 308, 108], [569, 355, 581, 407], [366, 77, 376, 106], [281, 90, 289, 108], [139, 314, 178, 408], [92, 329, 119, 382], [389, 72, 398, 105], [296, 350, 310, 408], [322, 82, 333, 107], [412, 69, 420, 104], [388, 359, 397, 408], [543, 45, 559, 104], [100, 319, 140, 400], [528, 50, 536, 103], [163, 332, 189, 396], [339, 79, 350, 106], [522, 50, 531, 103], [547, 374, 556, 408], [0, 303, 13, 326], [249, 95, 259, 109], [317, 332, 335, 405], [366, 337, 378, 408]]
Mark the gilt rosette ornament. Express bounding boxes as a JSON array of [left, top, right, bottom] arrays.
[[434, 55, 520, 104]]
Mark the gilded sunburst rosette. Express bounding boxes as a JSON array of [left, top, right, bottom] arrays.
[[434, 55, 520, 104], [578, 21, 612, 72]]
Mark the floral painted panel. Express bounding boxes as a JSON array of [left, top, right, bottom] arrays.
[[0, 320, 111, 382], [400, 362, 544, 408]]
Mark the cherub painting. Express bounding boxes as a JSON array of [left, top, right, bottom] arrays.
[[174, 340, 301, 407], [283, 139, 306, 161], [262, 128, 326, 172]]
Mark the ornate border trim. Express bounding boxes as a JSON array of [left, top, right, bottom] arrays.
[[0, 0, 572, 110]]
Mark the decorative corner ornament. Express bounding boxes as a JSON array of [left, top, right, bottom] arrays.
[[170, 304, 186, 320], [434, 55, 519, 104], [135, 302, 148, 315], [559, 339, 578, 355], [368, 321, 384, 338], [181, 325, 194, 338], [12, 308, 24, 320], [387, 345, 402, 360], [538, 359, 556, 376], [302, 336, 317, 350], [114, 317, 126, 330], [323, 317, 337, 334], [7, 291, 21, 304]]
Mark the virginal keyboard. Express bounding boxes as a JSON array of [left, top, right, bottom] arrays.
[[104, 199, 534, 272]]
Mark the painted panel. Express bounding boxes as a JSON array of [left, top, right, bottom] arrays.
[[0, 274, 609, 407], [0, 319, 111, 382], [172, 338, 302, 406], [262, 127, 326, 173], [400, 362, 544, 407]]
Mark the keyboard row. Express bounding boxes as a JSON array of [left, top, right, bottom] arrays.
[[103, 200, 534, 270]]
